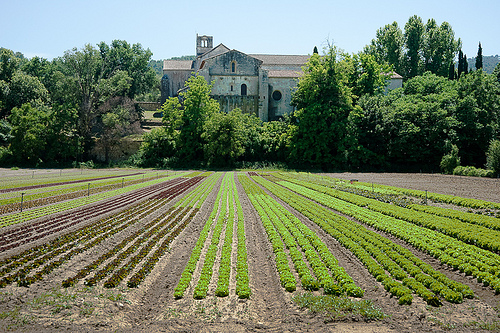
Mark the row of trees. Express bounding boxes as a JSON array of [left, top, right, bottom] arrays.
[[364, 15, 488, 81], [0, 41, 157, 166], [1, 16, 499, 173], [136, 49, 499, 173]]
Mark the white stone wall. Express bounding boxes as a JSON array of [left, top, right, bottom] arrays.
[[210, 75, 259, 96], [268, 77, 297, 119]]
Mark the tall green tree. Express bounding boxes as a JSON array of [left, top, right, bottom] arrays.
[[137, 127, 176, 167], [486, 140, 500, 175], [202, 108, 247, 167], [58, 44, 108, 152], [404, 15, 425, 78], [367, 17, 460, 80], [0, 49, 50, 118], [162, 74, 219, 163], [422, 19, 461, 77], [8, 103, 49, 165], [458, 50, 465, 78], [475, 42, 483, 70], [8, 103, 79, 166], [454, 70, 500, 166], [97, 40, 157, 99], [56, 41, 155, 156], [346, 52, 391, 101], [288, 47, 354, 169], [494, 62, 500, 83], [365, 22, 404, 75], [2, 71, 49, 114]]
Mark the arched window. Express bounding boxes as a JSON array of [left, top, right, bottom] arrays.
[[231, 61, 236, 73], [241, 84, 247, 96]]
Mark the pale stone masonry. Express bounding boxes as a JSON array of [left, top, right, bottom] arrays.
[[161, 35, 402, 121]]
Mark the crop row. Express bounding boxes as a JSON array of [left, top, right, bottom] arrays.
[[61, 177, 208, 288], [234, 178, 251, 299], [272, 176, 500, 292], [174, 172, 251, 299], [239, 174, 362, 297], [0, 172, 175, 214], [0, 172, 189, 229], [214, 176, 236, 297], [0, 176, 204, 288], [275, 175, 500, 253], [0, 171, 145, 193], [126, 173, 221, 289], [0, 176, 195, 252], [281, 172, 500, 211], [0, 196, 169, 288], [281, 172, 500, 230], [192, 173, 232, 299], [82, 207, 185, 287], [239, 175, 296, 292], [174, 173, 225, 298], [335, 176, 500, 210], [254, 175, 473, 305]]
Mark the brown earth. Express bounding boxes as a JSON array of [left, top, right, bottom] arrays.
[[326, 172, 500, 204], [0, 172, 499, 332]]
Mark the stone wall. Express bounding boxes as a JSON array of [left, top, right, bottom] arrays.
[[161, 70, 192, 102], [210, 75, 259, 96], [212, 95, 259, 116], [268, 77, 297, 120]]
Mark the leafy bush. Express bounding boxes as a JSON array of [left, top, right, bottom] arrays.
[[440, 145, 460, 174], [486, 140, 500, 176], [453, 165, 494, 177]]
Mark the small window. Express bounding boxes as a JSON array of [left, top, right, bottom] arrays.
[[272, 90, 282, 101], [241, 84, 247, 96], [231, 85, 234, 92], [231, 61, 236, 73]]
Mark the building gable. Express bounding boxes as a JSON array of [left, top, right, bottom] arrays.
[[200, 49, 263, 76], [194, 43, 230, 69]]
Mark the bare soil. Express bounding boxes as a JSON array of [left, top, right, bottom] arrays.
[[0, 172, 499, 332], [326, 172, 500, 204]]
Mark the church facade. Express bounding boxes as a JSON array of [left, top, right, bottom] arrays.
[[161, 35, 402, 121]]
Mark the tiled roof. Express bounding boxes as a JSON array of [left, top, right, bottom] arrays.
[[391, 72, 403, 79], [163, 60, 193, 70], [250, 54, 310, 65], [268, 70, 303, 78]]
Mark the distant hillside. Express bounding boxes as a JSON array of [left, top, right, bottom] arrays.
[[169, 55, 196, 61], [148, 60, 163, 77], [467, 55, 500, 74]]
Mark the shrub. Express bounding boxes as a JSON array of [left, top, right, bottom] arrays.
[[453, 165, 494, 177], [440, 145, 460, 174], [486, 140, 500, 176]]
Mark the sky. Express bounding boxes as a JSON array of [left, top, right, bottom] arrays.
[[1, 0, 499, 61]]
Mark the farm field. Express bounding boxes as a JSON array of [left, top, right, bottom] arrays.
[[0, 169, 499, 332]]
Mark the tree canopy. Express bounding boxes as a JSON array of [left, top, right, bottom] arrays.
[[366, 16, 461, 80]]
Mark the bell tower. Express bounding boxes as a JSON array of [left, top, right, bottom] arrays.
[[196, 34, 213, 56]]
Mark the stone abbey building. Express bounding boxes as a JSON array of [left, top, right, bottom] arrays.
[[161, 35, 402, 121]]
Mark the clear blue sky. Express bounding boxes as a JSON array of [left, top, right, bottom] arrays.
[[1, 0, 498, 61]]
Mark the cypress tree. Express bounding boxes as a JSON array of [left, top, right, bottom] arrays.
[[464, 55, 469, 75], [448, 63, 456, 80], [313, 46, 318, 54], [475, 42, 483, 70], [458, 50, 464, 78]]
